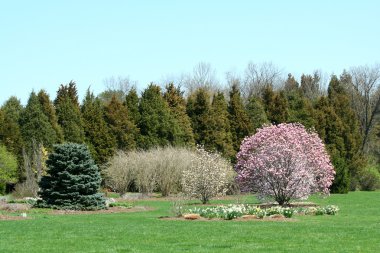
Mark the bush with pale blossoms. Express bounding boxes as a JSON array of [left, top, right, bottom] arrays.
[[181, 146, 234, 204], [235, 123, 335, 206]]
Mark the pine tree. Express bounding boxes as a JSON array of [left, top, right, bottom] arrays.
[[138, 84, 180, 149], [19, 92, 58, 150], [38, 143, 106, 210], [104, 95, 138, 151], [125, 88, 140, 125], [186, 88, 211, 146], [228, 84, 253, 152], [81, 90, 116, 165], [163, 83, 195, 146], [246, 96, 269, 133], [37, 90, 64, 143], [55, 82, 85, 143], [206, 91, 234, 157]]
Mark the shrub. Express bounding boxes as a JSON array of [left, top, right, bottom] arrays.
[[105, 147, 194, 196], [0, 144, 18, 195], [108, 202, 133, 208], [37, 143, 106, 210], [236, 123, 335, 206], [182, 146, 234, 204], [105, 151, 136, 195], [358, 166, 380, 191]]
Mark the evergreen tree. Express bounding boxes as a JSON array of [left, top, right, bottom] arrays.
[[314, 96, 350, 193], [37, 90, 64, 143], [104, 95, 138, 151], [246, 96, 269, 133], [55, 82, 85, 143], [285, 89, 315, 129], [228, 84, 253, 152], [138, 84, 181, 149], [19, 92, 57, 150], [0, 97, 24, 157], [163, 83, 195, 146], [82, 90, 116, 165], [283, 73, 299, 92], [186, 88, 211, 146], [206, 92, 234, 158], [125, 88, 140, 125], [271, 91, 289, 124], [55, 81, 80, 107], [38, 143, 106, 210], [262, 86, 289, 124], [328, 75, 365, 190]]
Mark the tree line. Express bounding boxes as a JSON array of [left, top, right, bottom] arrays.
[[0, 63, 380, 194]]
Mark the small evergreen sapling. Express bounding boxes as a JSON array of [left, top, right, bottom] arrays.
[[38, 143, 106, 210]]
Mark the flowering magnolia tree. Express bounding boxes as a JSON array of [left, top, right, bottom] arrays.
[[182, 146, 234, 204], [235, 123, 335, 206]]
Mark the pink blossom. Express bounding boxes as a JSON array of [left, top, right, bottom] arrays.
[[235, 123, 335, 205]]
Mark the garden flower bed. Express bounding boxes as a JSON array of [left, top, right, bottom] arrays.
[[183, 204, 339, 220]]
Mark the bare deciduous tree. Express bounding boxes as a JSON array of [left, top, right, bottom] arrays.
[[349, 64, 380, 151], [242, 62, 282, 98], [184, 62, 220, 94], [99, 76, 137, 104]]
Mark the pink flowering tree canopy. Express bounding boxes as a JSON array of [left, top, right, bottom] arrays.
[[235, 123, 335, 206]]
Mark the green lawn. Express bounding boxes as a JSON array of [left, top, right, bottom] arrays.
[[0, 191, 379, 252]]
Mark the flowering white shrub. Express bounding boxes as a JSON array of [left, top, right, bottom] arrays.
[[181, 146, 234, 204]]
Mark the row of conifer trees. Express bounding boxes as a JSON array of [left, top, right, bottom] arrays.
[[0, 72, 377, 194]]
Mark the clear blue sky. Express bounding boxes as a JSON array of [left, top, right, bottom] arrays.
[[1, 0, 379, 105]]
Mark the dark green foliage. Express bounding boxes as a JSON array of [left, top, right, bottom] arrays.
[[330, 155, 350, 194], [38, 143, 106, 210], [138, 84, 181, 149], [285, 89, 315, 129], [228, 84, 253, 152], [187, 88, 211, 146], [82, 90, 116, 165], [163, 83, 195, 146], [37, 90, 64, 143], [125, 88, 140, 125], [104, 95, 138, 151], [0, 97, 24, 157], [246, 96, 268, 133], [55, 82, 85, 143], [54, 81, 80, 108], [19, 92, 58, 150], [262, 86, 289, 124], [327, 75, 365, 191], [206, 92, 234, 157]]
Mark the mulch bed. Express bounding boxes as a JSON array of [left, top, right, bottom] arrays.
[[50, 206, 154, 215]]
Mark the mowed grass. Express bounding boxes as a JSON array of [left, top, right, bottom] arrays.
[[0, 191, 379, 253]]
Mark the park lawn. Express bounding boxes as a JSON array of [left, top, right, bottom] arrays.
[[0, 191, 379, 253]]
